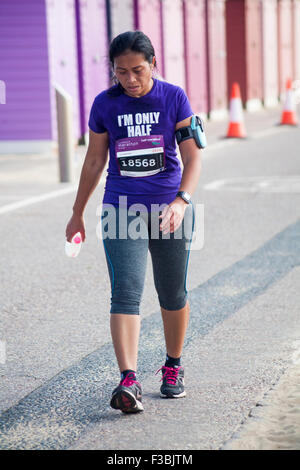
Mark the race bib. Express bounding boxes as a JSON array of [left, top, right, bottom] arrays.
[[115, 135, 165, 177]]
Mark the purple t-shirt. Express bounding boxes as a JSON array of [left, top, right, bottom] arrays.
[[88, 78, 193, 211]]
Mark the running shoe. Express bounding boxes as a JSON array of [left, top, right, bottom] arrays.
[[156, 365, 186, 398], [110, 372, 144, 413]]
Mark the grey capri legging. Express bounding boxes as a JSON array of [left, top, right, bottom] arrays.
[[101, 204, 195, 315]]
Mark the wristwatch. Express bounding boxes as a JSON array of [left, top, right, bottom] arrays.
[[176, 191, 191, 204]]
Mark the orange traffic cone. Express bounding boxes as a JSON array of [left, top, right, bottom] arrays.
[[226, 82, 246, 138], [280, 78, 298, 125]]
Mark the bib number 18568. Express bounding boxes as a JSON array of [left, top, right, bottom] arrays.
[[121, 158, 157, 168], [116, 135, 166, 178]]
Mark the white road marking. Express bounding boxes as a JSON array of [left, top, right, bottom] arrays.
[[204, 175, 300, 193], [203, 179, 227, 190], [0, 186, 78, 215]]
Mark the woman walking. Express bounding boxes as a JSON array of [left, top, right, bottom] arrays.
[[65, 31, 202, 414]]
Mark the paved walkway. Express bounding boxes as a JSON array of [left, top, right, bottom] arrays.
[[1, 104, 300, 450]]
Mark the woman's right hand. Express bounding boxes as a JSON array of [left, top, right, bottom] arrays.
[[65, 213, 86, 243]]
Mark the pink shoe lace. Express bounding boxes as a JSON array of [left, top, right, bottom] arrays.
[[155, 366, 181, 385], [120, 373, 139, 387]]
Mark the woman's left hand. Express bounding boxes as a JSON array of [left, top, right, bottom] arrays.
[[159, 198, 188, 234]]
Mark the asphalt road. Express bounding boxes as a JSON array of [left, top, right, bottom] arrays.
[[0, 107, 300, 450]]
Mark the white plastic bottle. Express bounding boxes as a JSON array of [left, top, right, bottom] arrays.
[[65, 232, 82, 258]]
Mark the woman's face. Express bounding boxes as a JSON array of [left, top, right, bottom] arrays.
[[113, 50, 155, 98]]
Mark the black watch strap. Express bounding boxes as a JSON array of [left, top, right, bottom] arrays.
[[176, 191, 191, 204]]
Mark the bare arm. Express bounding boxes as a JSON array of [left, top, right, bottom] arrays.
[[160, 116, 202, 233], [72, 129, 109, 216], [65, 129, 109, 241]]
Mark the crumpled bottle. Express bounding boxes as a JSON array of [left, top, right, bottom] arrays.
[[65, 232, 82, 258]]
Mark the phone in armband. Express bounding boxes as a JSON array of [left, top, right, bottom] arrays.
[[175, 115, 207, 149]]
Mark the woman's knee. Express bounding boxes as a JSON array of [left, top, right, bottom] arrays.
[[110, 288, 142, 315]]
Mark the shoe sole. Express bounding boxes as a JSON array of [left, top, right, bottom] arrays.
[[110, 390, 144, 413], [160, 390, 186, 398]]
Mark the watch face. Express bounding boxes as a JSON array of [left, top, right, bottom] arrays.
[[182, 192, 191, 201], [177, 191, 191, 203]]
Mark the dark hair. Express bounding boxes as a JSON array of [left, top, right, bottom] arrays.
[[109, 30, 157, 69], [107, 31, 157, 97]]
